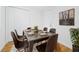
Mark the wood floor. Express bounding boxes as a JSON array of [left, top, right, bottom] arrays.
[[1, 41, 72, 52], [56, 43, 72, 52], [1, 41, 14, 52]]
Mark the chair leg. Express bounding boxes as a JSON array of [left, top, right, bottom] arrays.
[[16, 49, 24, 52], [24, 47, 29, 52], [24, 47, 27, 52]]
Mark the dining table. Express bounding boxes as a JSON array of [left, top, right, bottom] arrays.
[[23, 29, 56, 52]]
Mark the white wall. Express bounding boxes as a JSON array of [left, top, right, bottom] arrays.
[[42, 6, 79, 48], [0, 7, 6, 50], [5, 6, 43, 42], [0, 7, 2, 50]]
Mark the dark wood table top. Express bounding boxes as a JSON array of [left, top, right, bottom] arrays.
[[23, 29, 57, 52], [24, 29, 56, 42]]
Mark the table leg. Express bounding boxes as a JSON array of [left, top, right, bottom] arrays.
[[29, 41, 34, 52]]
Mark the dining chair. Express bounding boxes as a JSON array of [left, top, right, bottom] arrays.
[[43, 27, 48, 32], [15, 29, 27, 40], [36, 34, 58, 52], [49, 28, 56, 33], [27, 27, 31, 30], [11, 31, 29, 52]]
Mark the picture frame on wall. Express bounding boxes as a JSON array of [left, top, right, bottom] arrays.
[[69, 9, 75, 19], [59, 12, 63, 20], [65, 10, 69, 20], [59, 8, 75, 25]]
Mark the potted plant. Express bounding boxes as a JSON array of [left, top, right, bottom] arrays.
[[70, 28, 79, 52]]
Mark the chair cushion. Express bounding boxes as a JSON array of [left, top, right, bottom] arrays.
[[36, 43, 47, 52]]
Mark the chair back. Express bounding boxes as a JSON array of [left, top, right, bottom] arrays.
[[46, 34, 58, 52], [43, 27, 48, 31], [11, 31, 19, 48], [49, 28, 56, 33], [27, 27, 31, 30], [23, 31, 25, 36], [14, 29, 18, 37]]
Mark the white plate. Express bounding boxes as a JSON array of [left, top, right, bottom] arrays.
[[28, 32, 34, 35], [40, 33, 47, 36], [26, 30, 31, 32]]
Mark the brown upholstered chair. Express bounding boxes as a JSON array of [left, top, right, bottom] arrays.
[[43, 27, 48, 32], [36, 34, 58, 52], [11, 31, 29, 52], [27, 27, 31, 30], [49, 28, 56, 33], [15, 29, 27, 40]]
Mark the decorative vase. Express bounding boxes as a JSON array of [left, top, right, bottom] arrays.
[[34, 26, 38, 33]]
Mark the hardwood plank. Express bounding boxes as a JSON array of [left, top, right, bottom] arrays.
[[1, 41, 13, 52], [56, 43, 72, 52], [1, 41, 72, 52]]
